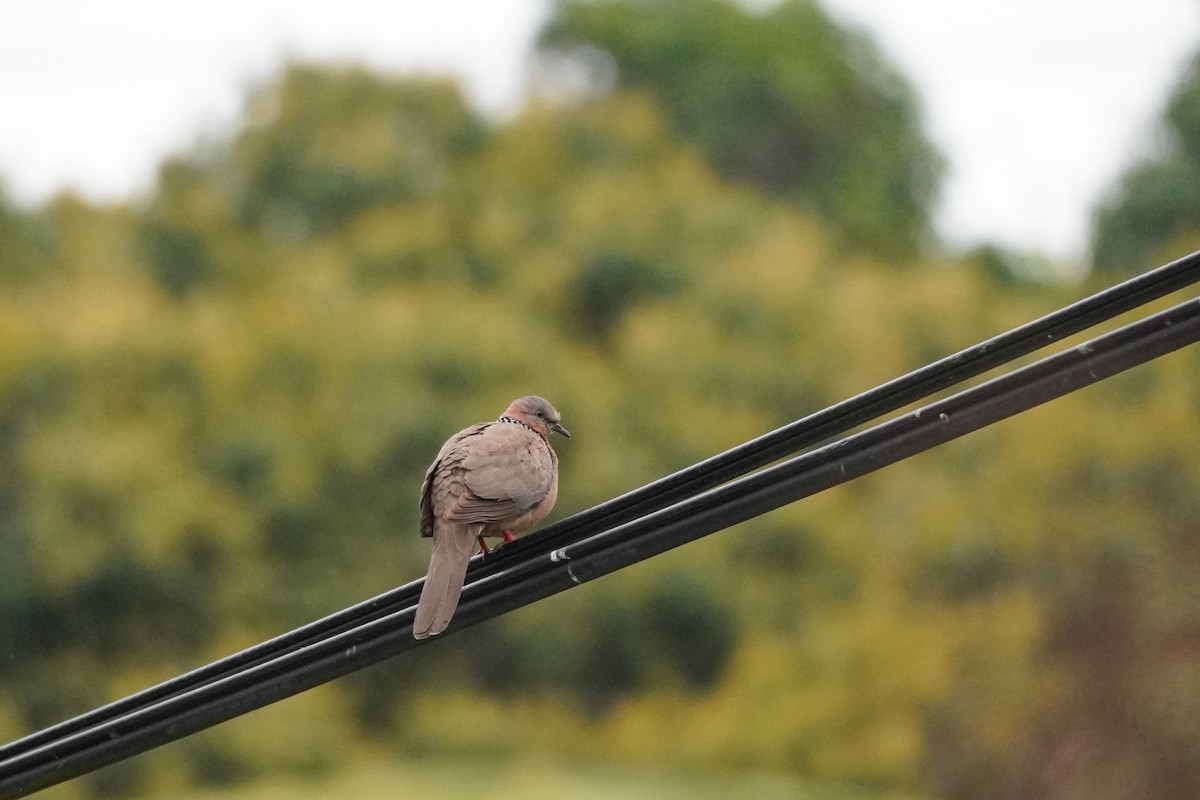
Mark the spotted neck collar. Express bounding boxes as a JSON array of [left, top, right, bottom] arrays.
[[498, 415, 538, 435]]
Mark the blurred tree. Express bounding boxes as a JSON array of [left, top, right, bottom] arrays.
[[570, 250, 680, 345], [139, 220, 214, 299], [537, 0, 944, 260], [0, 186, 56, 287], [1091, 48, 1200, 273], [643, 569, 737, 689], [220, 65, 489, 241]]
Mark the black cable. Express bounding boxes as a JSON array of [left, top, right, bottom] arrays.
[[549, 295, 1200, 581], [3, 292, 1199, 799], [4, 249, 1197, 771]]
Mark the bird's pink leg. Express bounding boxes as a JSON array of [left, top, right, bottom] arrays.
[[476, 530, 516, 558]]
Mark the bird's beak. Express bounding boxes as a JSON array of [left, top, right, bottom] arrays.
[[552, 422, 571, 439]]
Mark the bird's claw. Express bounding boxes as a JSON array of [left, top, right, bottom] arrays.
[[476, 531, 516, 558]]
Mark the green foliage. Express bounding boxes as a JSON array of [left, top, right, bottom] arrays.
[[139, 220, 214, 298], [643, 569, 737, 689], [1091, 158, 1200, 274], [538, 0, 943, 260], [570, 250, 680, 343], [1, 56, 1198, 800], [0, 185, 57, 287], [1091, 48, 1200, 273], [225, 65, 488, 239]]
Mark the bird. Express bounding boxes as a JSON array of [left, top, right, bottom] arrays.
[[413, 396, 570, 639]]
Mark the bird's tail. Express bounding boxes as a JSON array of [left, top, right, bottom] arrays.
[[413, 523, 479, 639]]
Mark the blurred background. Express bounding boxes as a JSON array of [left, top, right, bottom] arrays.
[[2, 1, 1200, 798]]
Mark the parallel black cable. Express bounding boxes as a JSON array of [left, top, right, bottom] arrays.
[[3, 293, 1199, 799], [549, 296, 1200, 580], [486, 252, 1200, 560], [3, 249, 1197, 769]]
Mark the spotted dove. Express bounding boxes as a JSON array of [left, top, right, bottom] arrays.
[[413, 396, 570, 639]]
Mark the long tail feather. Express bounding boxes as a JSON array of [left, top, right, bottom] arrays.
[[413, 523, 479, 639]]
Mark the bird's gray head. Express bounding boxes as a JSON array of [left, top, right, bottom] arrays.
[[502, 396, 570, 440]]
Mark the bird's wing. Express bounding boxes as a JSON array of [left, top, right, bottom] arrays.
[[420, 424, 488, 537], [447, 423, 555, 523]]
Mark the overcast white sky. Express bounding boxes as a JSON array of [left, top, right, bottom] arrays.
[[1, 0, 1198, 262]]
